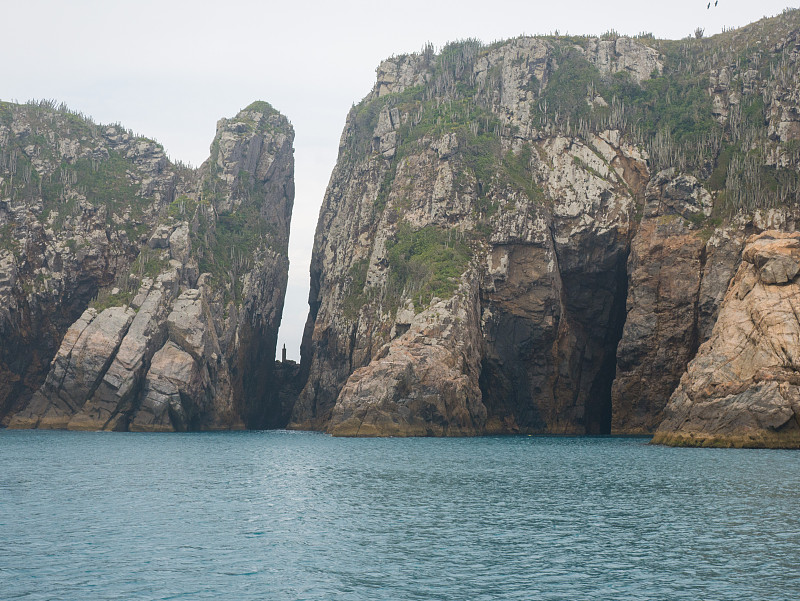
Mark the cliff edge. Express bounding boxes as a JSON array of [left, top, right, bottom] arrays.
[[652, 231, 800, 447]]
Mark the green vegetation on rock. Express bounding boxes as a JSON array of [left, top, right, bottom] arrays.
[[385, 222, 471, 312], [342, 223, 472, 318], [90, 289, 135, 312]]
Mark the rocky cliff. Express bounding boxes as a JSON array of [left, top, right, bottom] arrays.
[[652, 231, 800, 447], [294, 10, 800, 439], [1, 101, 295, 430]]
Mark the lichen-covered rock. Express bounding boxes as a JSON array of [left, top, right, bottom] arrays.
[[610, 171, 711, 433], [295, 11, 800, 437], [584, 37, 663, 83], [0, 100, 178, 425], [66, 274, 176, 431], [327, 278, 486, 436], [293, 35, 651, 437], [653, 231, 800, 447]]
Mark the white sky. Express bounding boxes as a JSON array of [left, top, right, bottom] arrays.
[[2, 0, 796, 359]]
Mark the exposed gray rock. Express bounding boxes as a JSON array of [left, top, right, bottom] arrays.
[[327, 277, 486, 436], [611, 174, 709, 434], [147, 225, 173, 249], [130, 342, 200, 432], [67, 276, 176, 431], [4, 101, 295, 431], [0, 102, 179, 425], [584, 37, 663, 83], [168, 223, 191, 264], [295, 12, 800, 438], [8, 307, 135, 429], [292, 33, 651, 436]]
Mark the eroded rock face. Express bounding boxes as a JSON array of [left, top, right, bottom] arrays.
[[131, 342, 201, 432], [293, 35, 655, 437], [611, 171, 712, 433], [327, 278, 486, 436], [652, 231, 800, 447], [0, 104, 178, 425], [296, 11, 800, 438], [5, 102, 294, 431], [480, 132, 642, 435], [8, 307, 135, 429], [584, 37, 663, 83]]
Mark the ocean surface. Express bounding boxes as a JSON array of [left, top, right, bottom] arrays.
[[1, 431, 799, 601]]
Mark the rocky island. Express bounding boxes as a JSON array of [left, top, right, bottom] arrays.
[[293, 10, 800, 444], [1, 101, 296, 431], [3, 10, 800, 446]]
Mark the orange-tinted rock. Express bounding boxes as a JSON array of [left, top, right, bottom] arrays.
[[653, 231, 800, 448]]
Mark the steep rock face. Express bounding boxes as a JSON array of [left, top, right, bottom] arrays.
[[197, 104, 294, 428], [326, 277, 486, 436], [0, 103, 177, 425], [62, 272, 178, 431], [5, 102, 294, 431], [479, 131, 646, 434], [584, 37, 662, 83], [293, 36, 655, 436], [611, 13, 800, 434], [296, 11, 800, 437], [9, 306, 135, 429], [652, 231, 800, 447], [611, 171, 714, 433]]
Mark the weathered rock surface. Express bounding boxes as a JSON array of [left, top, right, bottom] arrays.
[[8, 306, 135, 429], [610, 171, 711, 433], [584, 37, 663, 83], [480, 131, 644, 435], [5, 11, 800, 439], [653, 232, 800, 447], [131, 342, 201, 432], [295, 11, 800, 438], [327, 278, 486, 436], [65, 272, 177, 431], [4, 101, 294, 431], [293, 36, 654, 436], [0, 102, 177, 425]]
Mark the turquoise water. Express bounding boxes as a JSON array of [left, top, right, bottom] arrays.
[[1, 431, 799, 600]]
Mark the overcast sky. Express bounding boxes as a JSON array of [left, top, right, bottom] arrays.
[[2, 0, 796, 359]]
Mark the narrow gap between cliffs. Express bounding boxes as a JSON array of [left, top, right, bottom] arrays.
[[585, 248, 630, 435]]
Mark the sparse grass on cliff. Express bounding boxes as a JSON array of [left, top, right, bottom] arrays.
[[338, 10, 800, 325], [193, 201, 277, 306], [385, 222, 471, 313], [132, 247, 170, 280], [341, 223, 471, 318], [90, 289, 135, 313], [342, 258, 370, 319], [1, 102, 160, 228], [0, 223, 19, 255]]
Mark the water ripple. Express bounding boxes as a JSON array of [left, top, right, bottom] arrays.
[[1, 431, 799, 600]]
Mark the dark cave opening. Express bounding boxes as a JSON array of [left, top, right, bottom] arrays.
[[583, 250, 630, 435]]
